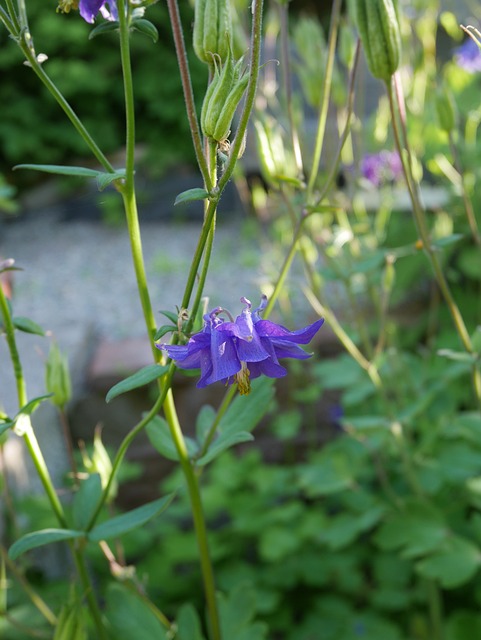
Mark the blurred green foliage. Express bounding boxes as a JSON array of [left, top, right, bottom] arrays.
[[0, 3, 207, 185]]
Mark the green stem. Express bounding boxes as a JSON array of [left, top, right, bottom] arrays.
[[387, 76, 481, 403], [427, 578, 444, 640], [448, 132, 481, 246], [197, 384, 237, 460], [162, 396, 222, 640], [1, 546, 57, 626], [72, 545, 109, 640], [278, 0, 303, 177], [306, 0, 342, 199], [0, 4, 17, 32], [0, 284, 67, 527], [217, 0, 264, 193], [86, 379, 170, 530], [166, 0, 212, 190], [15, 35, 114, 173]]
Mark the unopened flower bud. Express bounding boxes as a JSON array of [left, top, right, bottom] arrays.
[[193, 0, 231, 65], [201, 50, 249, 143], [45, 342, 72, 408], [355, 0, 401, 82], [435, 88, 457, 134]]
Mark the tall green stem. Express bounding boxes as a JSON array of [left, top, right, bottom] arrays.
[[166, 0, 212, 190], [387, 76, 481, 404], [306, 0, 342, 199]]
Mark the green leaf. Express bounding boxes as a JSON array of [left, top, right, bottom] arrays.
[[218, 583, 267, 640], [176, 603, 206, 640], [437, 349, 477, 363], [19, 394, 53, 416], [153, 324, 176, 341], [146, 415, 198, 461], [446, 611, 481, 640], [195, 405, 216, 442], [88, 493, 174, 542], [12, 316, 45, 336], [72, 474, 103, 530], [375, 500, 448, 557], [9, 528, 85, 560], [106, 364, 169, 403], [416, 536, 481, 588], [96, 170, 125, 191], [131, 18, 159, 42], [297, 452, 357, 497], [159, 310, 179, 324], [174, 188, 210, 206], [88, 21, 120, 39], [432, 233, 464, 248], [104, 583, 166, 640], [14, 164, 101, 177], [196, 377, 275, 466], [13, 164, 124, 191]]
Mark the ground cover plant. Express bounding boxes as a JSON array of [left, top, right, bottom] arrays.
[[1, 0, 481, 639]]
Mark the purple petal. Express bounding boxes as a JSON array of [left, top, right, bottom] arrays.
[[79, 0, 106, 22], [254, 318, 324, 344], [203, 331, 241, 386], [248, 359, 287, 379]]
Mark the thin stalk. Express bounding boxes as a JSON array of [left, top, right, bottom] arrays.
[[117, 0, 158, 354], [218, 0, 264, 192], [1, 546, 57, 626], [162, 397, 222, 640], [278, 0, 303, 177], [0, 4, 17, 32], [166, 0, 212, 190], [448, 132, 481, 246], [197, 384, 237, 460], [387, 77, 481, 403], [15, 36, 114, 173], [427, 579, 444, 640], [0, 285, 67, 527], [71, 545, 109, 640], [86, 379, 170, 530], [306, 0, 342, 199]]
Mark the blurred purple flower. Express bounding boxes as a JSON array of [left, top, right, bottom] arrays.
[[361, 150, 402, 187], [79, 0, 118, 23], [454, 38, 481, 73], [157, 296, 324, 395]]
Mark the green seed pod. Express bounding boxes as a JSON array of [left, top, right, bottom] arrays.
[[212, 73, 249, 142], [435, 88, 457, 134], [355, 0, 401, 82], [193, 0, 231, 65], [202, 49, 236, 138], [200, 64, 221, 135], [45, 341, 71, 409]]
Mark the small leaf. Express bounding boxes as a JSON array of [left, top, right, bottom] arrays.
[[416, 536, 481, 588], [196, 432, 254, 466], [195, 377, 274, 465], [159, 310, 179, 324], [72, 474, 103, 530], [146, 415, 198, 461], [106, 364, 169, 403], [14, 164, 100, 177], [9, 528, 85, 560], [174, 188, 210, 206], [96, 170, 126, 191], [19, 394, 54, 416], [177, 603, 206, 640], [105, 583, 167, 640], [131, 18, 159, 42], [12, 316, 45, 336], [432, 233, 464, 248], [437, 349, 476, 363], [153, 324, 176, 341], [89, 21, 119, 39], [88, 493, 174, 542]]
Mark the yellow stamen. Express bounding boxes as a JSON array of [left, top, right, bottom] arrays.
[[235, 362, 251, 395]]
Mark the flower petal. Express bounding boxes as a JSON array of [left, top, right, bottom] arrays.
[[254, 318, 324, 344], [79, 0, 106, 22]]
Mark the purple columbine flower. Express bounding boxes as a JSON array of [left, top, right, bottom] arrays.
[[361, 150, 402, 188], [157, 296, 324, 395], [79, 0, 118, 23], [454, 38, 481, 73]]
